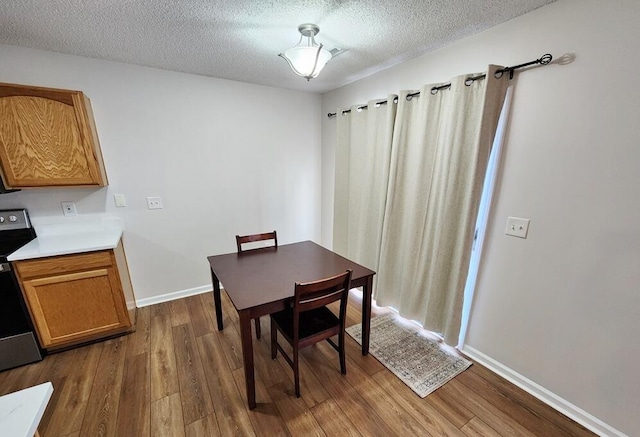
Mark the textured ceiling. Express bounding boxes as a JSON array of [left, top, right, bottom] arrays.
[[0, 0, 555, 93]]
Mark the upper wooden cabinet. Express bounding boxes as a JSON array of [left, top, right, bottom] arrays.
[[0, 82, 108, 189]]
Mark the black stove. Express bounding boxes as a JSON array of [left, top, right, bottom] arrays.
[[0, 209, 36, 268], [0, 209, 43, 371]]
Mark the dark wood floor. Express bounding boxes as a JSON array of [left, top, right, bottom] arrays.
[[0, 291, 595, 437]]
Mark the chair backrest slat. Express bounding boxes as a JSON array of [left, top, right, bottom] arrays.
[[236, 231, 278, 253]]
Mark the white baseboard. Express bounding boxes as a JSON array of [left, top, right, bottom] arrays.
[[136, 284, 213, 307], [461, 345, 627, 437]]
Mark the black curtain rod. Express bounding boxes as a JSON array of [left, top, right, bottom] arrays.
[[327, 53, 552, 118]]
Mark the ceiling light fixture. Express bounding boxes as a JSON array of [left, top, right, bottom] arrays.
[[279, 23, 332, 81]]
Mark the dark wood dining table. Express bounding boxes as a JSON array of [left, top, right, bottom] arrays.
[[207, 240, 376, 409]]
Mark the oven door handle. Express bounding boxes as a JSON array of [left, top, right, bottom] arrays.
[[0, 262, 11, 272]]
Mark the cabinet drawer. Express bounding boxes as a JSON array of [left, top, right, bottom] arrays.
[[15, 251, 113, 280]]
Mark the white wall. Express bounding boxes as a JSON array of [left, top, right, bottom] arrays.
[[321, 0, 640, 435], [0, 44, 322, 302]]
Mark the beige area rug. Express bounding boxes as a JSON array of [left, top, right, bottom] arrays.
[[346, 314, 471, 398]]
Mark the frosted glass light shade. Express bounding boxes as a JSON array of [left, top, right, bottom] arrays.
[[283, 46, 332, 79]]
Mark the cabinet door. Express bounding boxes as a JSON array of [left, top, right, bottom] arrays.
[[0, 83, 107, 188], [21, 266, 131, 348]]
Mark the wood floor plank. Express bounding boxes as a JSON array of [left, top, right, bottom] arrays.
[[343, 333, 386, 375], [151, 393, 185, 437], [200, 291, 236, 333], [371, 370, 464, 436], [456, 367, 573, 436], [196, 333, 256, 436], [151, 312, 173, 355], [43, 342, 103, 436], [310, 398, 362, 437], [427, 386, 476, 428], [250, 321, 290, 389], [272, 344, 332, 409], [185, 294, 215, 338], [79, 337, 127, 437], [36, 347, 79, 382], [116, 352, 150, 436], [231, 367, 290, 436], [467, 363, 596, 437], [268, 381, 327, 436], [220, 290, 240, 325], [315, 341, 428, 436], [37, 376, 66, 436], [461, 416, 502, 436], [150, 313, 179, 401], [127, 306, 151, 357], [172, 324, 214, 425], [150, 301, 171, 318], [184, 414, 222, 437], [330, 388, 396, 437], [216, 320, 244, 371], [299, 344, 396, 437], [170, 299, 191, 327], [439, 378, 538, 437]]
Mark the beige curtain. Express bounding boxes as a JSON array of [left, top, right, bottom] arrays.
[[333, 97, 397, 271], [334, 66, 508, 345]]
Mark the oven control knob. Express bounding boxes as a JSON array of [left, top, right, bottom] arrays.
[[9, 215, 17, 222], [0, 216, 4, 223]]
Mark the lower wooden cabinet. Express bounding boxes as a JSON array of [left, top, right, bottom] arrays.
[[14, 242, 136, 350]]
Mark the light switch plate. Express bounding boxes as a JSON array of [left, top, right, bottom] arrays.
[[505, 217, 530, 238], [114, 194, 127, 207]]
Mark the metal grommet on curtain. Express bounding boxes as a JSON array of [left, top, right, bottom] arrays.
[[465, 75, 486, 86], [494, 70, 504, 79], [393, 97, 398, 104], [406, 92, 420, 101], [430, 87, 439, 95], [341, 109, 349, 116]]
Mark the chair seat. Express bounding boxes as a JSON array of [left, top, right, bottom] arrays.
[[271, 306, 339, 340]]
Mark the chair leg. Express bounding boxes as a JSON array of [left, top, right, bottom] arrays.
[[339, 331, 346, 375], [293, 346, 300, 397], [270, 318, 277, 359], [254, 317, 261, 339]]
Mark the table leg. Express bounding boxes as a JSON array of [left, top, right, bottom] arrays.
[[239, 310, 256, 409], [211, 269, 223, 331], [361, 275, 373, 355]]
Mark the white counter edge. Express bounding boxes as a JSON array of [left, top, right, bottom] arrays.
[[0, 382, 54, 437]]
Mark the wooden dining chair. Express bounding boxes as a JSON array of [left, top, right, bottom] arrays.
[[235, 231, 278, 339], [270, 269, 352, 397]]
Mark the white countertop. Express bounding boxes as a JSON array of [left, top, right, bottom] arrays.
[[0, 382, 53, 437], [7, 219, 123, 261]]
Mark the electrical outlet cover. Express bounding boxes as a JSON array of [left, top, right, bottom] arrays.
[[146, 197, 163, 210], [61, 201, 77, 217], [505, 217, 530, 238]]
